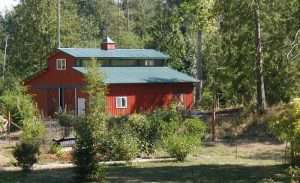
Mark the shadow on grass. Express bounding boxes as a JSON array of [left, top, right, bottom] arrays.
[[0, 164, 289, 183]]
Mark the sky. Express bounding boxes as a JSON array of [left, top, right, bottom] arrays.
[[0, 0, 19, 16]]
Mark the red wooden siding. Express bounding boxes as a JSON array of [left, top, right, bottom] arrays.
[[107, 83, 194, 116], [25, 51, 195, 117]]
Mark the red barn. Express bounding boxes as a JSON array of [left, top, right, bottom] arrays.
[[25, 37, 198, 117]]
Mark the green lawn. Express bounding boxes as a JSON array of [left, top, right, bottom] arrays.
[[0, 163, 289, 183], [0, 141, 290, 183]]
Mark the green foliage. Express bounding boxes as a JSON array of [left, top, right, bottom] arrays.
[[57, 112, 75, 128], [128, 113, 156, 154], [268, 99, 300, 165], [74, 59, 106, 182], [163, 117, 206, 161], [147, 105, 183, 138], [74, 117, 102, 181], [13, 142, 39, 171], [103, 105, 206, 161], [57, 112, 75, 137], [183, 118, 207, 137], [0, 0, 299, 110], [289, 167, 300, 183], [49, 143, 62, 156], [112, 132, 139, 161], [21, 117, 45, 144], [1, 83, 46, 171], [164, 133, 198, 161], [99, 128, 139, 161]]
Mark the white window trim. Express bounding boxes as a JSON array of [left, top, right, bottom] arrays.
[[56, 59, 66, 70], [116, 96, 128, 109]]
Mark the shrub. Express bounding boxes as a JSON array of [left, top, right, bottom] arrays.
[[74, 116, 105, 182], [49, 143, 63, 157], [289, 167, 300, 183], [57, 112, 76, 137], [268, 99, 300, 165], [57, 112, 76, 127], [163, 116, 206, 161], [88, 164, 106, 183], [164, 133, 197, 161], [98, 129, 139, 161], [112, 131, 139, 161], [146, 106, 182, 144], [128, 114, 156, 154], [13, 116, 45, 171], [183, 118, 206, 138], [13, 142, 39, 171]]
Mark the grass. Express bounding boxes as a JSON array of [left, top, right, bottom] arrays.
[[0, 140, 290, 183], [0, 164, 289, 183]]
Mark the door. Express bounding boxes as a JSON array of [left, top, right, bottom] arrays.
[[77, 98, 86, 115]]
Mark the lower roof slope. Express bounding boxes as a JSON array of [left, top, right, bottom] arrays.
[[73, 67, 198, 84]]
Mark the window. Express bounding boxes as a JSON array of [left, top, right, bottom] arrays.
[[116, 96, 128, 108], [145, 60, 155, 66], [56, 59, 66, 70]]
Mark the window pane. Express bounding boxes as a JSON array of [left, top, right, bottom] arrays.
[[116, 97, 122, 108], [116, 97, 127, 108], [121, 98, 126, 106]]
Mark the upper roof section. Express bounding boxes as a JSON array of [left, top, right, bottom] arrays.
[[73, 67, 198, 84], [58, 48, 169, 60]]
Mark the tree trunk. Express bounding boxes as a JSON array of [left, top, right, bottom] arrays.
[[254, 0, 266, 113], [194, 31, 204, 107]]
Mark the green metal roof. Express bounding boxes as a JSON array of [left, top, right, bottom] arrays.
[[73, 67, 198, 84], [58, 48, 169, 60]]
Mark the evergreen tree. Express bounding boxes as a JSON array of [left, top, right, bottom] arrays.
[[74, 59, 106, 182]]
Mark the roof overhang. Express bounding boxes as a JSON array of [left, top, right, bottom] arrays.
[[73, 67, 198, 84]]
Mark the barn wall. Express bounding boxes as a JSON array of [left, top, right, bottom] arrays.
[[25, 51, 195, 117], [106, 83, 194, 116], [25, 51, 85, 117]]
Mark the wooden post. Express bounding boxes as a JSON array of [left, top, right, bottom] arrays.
[[7, 112, 11, 143], [211, 95, 217, 141]]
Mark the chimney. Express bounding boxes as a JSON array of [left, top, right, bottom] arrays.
[[101, 36, 116, 50]]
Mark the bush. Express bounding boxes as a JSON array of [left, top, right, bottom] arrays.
[[49, 143, 63, 157], [57, 112, 76, 127], [164, 133, 197, 161], [88, 164, 106, 183], [13, 116, 45, 171], [289, 167, 300, 183], [128, 114, 156, 154], [268, 100, 300, 165], [57, 112, 76, 137], [183, 118, 206, 138], [112, 132, 139, 161], [98, 129, 139, 161], [145, 106, 183, 144], [163, 117, 206, 161], [74, 117, 102, 181], [13, 142, 39, 170]]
